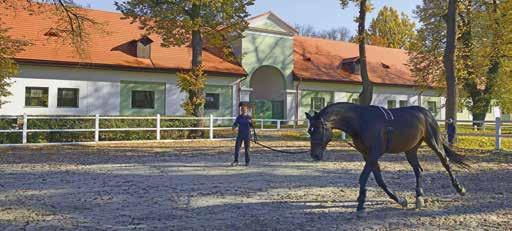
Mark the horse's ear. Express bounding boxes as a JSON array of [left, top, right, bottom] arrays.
[[305, 112, 312, 120]]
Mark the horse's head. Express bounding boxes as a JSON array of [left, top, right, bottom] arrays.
[[306, 112, 332, 161]]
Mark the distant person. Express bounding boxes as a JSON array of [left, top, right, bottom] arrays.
[[231, 102, 253, 166], [447, 118, 456, 146]]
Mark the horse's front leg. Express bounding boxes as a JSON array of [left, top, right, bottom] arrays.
[[356, 160, 374, 214], [357, 141, 384, 210], [373, 163, 408, 208]]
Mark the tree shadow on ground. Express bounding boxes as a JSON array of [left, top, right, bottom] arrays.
[[0, 146, 510, 230]]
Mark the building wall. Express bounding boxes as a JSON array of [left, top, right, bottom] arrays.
[[0, 64, 237, 116], [296, 81, 447, 120], [204, 85, 233, 117], [120, 81, 166, 115], [299, 90, 334, 117]]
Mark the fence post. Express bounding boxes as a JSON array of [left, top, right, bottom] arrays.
[[209, 114, 214, 140], [495, 117, 502, 151], [22, 113, 27, 144], [277, 120, 281, 130], [261, 119, 264, 130], [156, 114, 161, 141], [94, 114, 100, 143], [341, 132, 346, 141]]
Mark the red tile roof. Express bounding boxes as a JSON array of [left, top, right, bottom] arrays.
[[2, 5, 246, 76], [293, 36, 418, 87], [4, 6, 421, 86]]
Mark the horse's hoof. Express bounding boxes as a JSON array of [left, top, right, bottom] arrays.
[[415, 196, 425, 209], [356, 209, 368, 218], [457, 186, 466, 196], [398, 197, 408, 209]]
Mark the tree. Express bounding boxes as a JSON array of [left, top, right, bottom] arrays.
[[0, 27, 27, 104], [0, 0, 97, 103], [410, 0, 512, 129], [340, 0, 373, 105], [295, 24, 351, 41], [408, 0, 447, 89], [368, 6, 416, 49], [318, 27, 351, 41], [444, 0, 458, 138], [493, 0, 512, 114], [295, 24, 317, 37], [116, 0, 254, 122]]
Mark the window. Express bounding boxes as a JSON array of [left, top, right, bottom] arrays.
[[351, 98, 359, 104], [131, 90, 155, 109], [311, 97, 325, 111], [387, 100, 397, 109], [427, 101, 438, 114], [399, 100, 408, 108], [25, 87, 48, 107], [205, 93, 220, 110], [57, 88, 79, 108]]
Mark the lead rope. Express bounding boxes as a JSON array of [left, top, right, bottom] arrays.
[[251, 128, 357, 154], [251, 128, 310, 154]]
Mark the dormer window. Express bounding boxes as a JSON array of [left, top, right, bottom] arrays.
[[136, 36, 153, 59], [341, 57, 360, 75]]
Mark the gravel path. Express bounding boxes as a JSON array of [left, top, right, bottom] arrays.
[[0, 141, 511, 230]]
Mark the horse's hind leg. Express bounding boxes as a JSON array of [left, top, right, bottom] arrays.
[[405, 146, 425, 209], [372, 163, 408, 208], [425, 131, 466, 196]]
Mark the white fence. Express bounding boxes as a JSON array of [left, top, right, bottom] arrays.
[[0, 114, 510, 150], [0, 114, 308, 146]]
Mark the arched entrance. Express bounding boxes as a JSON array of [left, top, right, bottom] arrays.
[[250, 66, 286, 119]]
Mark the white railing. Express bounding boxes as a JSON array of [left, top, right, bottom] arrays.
[[0, 114, 510, 150], [0, 114, 309, 146]]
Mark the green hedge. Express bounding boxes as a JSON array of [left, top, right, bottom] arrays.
[[0, 118, 22, 144]]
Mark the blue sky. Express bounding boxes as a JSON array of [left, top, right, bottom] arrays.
[[75, 0, 421, 36]]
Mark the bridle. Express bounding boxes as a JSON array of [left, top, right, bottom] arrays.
[[308, 117, 331, 145]]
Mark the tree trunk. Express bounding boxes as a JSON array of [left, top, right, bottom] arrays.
[[358, 0, 373, 105], [190, 2, 205, 136], [444, 0, 458, 141]]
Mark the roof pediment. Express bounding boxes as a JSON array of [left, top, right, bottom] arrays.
[[247, 11, 298, 36]]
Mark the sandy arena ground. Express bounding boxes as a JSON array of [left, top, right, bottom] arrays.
[[0, 141, 511, 230]]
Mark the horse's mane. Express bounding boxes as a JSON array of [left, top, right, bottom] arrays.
[[319, 102, 361, 118]]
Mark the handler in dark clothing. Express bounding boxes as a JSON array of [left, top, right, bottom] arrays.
[[447, 118, 456, 146], [231, 102, 254, 166]]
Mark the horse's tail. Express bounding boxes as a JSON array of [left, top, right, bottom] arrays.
[[418, 107, 471, 170], [443, 143, 471, 170]]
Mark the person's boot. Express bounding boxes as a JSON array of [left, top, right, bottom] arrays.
[[231, 161, 239, 167], [244, 161, 250, 166]]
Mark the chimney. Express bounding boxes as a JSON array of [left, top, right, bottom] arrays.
[[136, 36, 154, 59]]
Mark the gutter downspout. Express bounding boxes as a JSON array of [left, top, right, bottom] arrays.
[[295, 76, 302, 126], [232, 76, 248, 116]]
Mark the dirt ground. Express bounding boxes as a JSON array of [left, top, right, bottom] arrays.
[[0, 140, 511, 230]]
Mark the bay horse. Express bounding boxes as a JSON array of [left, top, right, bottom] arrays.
[[305, 102, 469, 214]]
